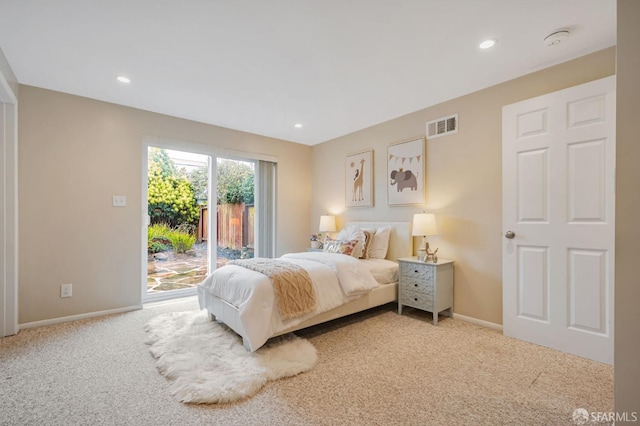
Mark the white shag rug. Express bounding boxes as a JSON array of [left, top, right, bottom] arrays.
[[144, 310, 318, 404]]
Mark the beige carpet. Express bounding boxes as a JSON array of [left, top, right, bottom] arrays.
[[0, 297, 613, 425]]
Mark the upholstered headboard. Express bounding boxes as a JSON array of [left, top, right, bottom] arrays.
[[346, 221, 413, 261]]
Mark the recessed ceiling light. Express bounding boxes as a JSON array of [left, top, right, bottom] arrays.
[[479, 39, 497, 49], [294, 123, 303, 128], [116, 76, 131, 84]]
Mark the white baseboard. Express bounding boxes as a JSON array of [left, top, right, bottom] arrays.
[[19, 305, 143, 330], [453, 313, 503, 332]]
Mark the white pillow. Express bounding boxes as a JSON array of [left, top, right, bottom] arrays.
[[368, 226, 391, 259], [335, 225, 366, 258]]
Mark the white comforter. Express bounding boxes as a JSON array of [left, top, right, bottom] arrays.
[[197, 252, 379, 351]]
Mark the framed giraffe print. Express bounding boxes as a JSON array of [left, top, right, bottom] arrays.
[[345, 149, 373, 207]]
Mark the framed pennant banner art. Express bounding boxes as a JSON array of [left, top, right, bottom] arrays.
[[387, 138, 425, 206]]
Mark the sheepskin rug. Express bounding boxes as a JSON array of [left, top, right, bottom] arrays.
[[144, 310, 318, 404]]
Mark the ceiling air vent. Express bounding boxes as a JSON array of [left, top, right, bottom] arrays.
[[426, 113, 458, 139]]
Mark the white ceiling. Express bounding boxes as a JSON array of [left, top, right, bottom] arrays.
[[0, 1, 616, 146]]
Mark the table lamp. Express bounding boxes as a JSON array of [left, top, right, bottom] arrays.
[[412, 213, 438, 262], [318, 215, 336, 247]]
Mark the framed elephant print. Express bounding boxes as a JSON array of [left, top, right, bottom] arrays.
[[387, 137, 425, 206], [345, 149, 373, 207]]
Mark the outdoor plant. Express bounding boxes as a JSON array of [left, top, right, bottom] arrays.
[[148, 222, 196, 254], [167, 229, 196, 254], [148, 148, 199, 228], [148, 223, 172, 253], [148, 239, 171, 254], [216, 159, 254, 205]]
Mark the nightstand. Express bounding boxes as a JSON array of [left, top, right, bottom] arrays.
[[307, 248, 323, 252], [397, 257, 454, 325]]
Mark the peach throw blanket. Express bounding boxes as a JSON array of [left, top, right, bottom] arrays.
[[228, 258, 317, 319]]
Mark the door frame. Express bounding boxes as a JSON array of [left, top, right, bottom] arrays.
[[0, 69, 18, 337]]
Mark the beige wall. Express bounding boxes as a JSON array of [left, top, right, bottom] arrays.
[[18, 86, 311, 323], [615, 0, 640, 415], [312, 47, 616, 325]]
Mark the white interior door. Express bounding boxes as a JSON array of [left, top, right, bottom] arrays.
[[502, 76, 615, 364]]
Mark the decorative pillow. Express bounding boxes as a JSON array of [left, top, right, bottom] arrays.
[[323, 237, 359, 256], [368, 226, 391, 259], [360, 229, 375, 259], [335, 225, 366, 258]]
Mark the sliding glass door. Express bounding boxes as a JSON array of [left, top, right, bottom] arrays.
[[142, 142, 276, 303]]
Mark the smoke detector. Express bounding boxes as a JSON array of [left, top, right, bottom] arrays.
[[544, 29, 570, 46]]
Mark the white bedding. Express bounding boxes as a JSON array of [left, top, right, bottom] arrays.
[[197, 252, 381, 351], [359, 258, 399, 285]]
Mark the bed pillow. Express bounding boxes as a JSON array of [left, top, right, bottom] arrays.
[[368, 226, 391, 259], [323, 237, 359, 256], [360, 229, 375, 259], [335, 225, 366, 258]]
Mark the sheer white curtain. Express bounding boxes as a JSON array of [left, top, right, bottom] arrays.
[[255, 160, 276, 258]]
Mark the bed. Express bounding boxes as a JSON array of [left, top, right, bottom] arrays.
[[197, 221, 412, 351]]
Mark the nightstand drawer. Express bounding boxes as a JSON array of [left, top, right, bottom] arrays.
[[402, 277, 434, 296], [400, 289, 433, 310], [400, 263, 434, 282]]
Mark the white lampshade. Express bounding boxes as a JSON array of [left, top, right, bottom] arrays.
[[412, 213, 438, 237], [319, 215, 336, 233]]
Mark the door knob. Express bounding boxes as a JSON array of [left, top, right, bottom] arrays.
[[505, 230, 515, 239]]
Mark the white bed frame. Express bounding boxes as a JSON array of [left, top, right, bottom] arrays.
[[205, 221, 412, 348]]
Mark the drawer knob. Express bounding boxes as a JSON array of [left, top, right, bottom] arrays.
[[414, 270, 418, 273], [414, 284, 418, 287], [414, 298, 418, 302]]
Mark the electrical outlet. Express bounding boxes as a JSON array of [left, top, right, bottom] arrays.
[[60, 284, 72, 298]]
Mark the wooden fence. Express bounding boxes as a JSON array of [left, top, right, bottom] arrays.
[[198, 203, 254, 250]]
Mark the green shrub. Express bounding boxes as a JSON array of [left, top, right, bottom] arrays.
[[148, 172, 199, 227], [167, 230, 196, 254], [147, 222, 196, 254], [148, 239, 172, 254], [148, 223, 172, 253], [148, 223, 171, 240], [216, 159, 254, 205], [148, 148, 199, 228]]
